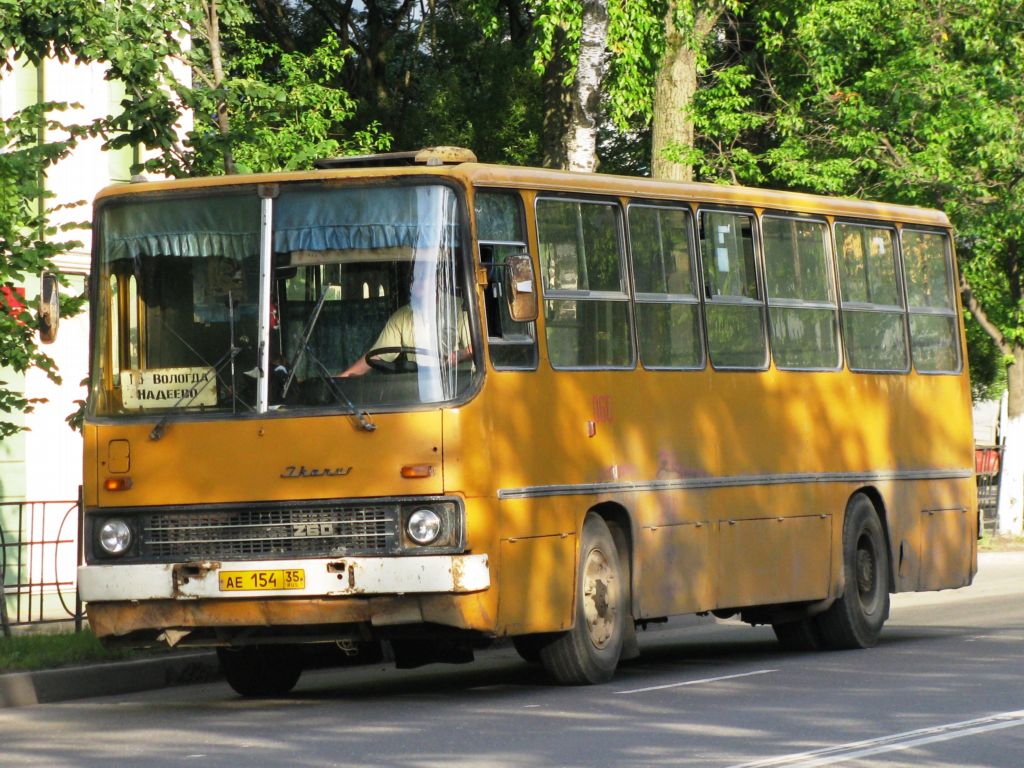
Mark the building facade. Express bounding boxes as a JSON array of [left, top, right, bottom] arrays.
[[0, 53, 185, 626]]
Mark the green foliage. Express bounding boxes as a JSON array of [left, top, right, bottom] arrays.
[[530, 0, 662, 130], [377, 1, 543, 165], [198, 35, 391, 173], [967, 313, 1007, 401], [0, 0, 390, 439], [689, 0, 1024, 390], [100, 1, 392, 177], [0, 98, 91, 438], [673, 64, 768, 183]]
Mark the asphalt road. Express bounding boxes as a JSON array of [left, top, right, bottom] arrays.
[[2, 551, 1022, 768]]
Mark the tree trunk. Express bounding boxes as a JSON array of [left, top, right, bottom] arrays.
[[997, 347, 1024, 534], [541, 24, 572, 169], [564, 0, 608, 173], [962, 261, 1024, 536], [651, 2, 722, 181], [204, 0, 236, 175]]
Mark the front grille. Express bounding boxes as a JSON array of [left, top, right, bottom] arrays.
[[140, 503, 400, 561]]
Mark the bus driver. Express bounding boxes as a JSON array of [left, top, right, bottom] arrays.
[[338, 279, 472, 377]]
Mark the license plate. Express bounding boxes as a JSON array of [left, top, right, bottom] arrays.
[[219, 569, 305, 592]]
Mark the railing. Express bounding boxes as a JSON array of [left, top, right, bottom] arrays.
[[976, 445, 1003, 537], [0, 499, 82, 636]]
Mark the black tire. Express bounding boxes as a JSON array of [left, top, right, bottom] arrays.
[[816, 494, 890, 649], [217, 645, 303, 697], [772, 618, 822, 651], [540, 515, 626, 685], [512, 634, 549, 664]]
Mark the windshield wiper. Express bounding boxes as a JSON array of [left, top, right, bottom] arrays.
[[305, 350, 376, 432], [280, 285, 330, 400], [149, 345, 243, 441]]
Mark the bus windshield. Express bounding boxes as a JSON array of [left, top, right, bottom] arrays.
[[90, 183, 474, 418]]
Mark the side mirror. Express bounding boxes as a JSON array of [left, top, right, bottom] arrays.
[[39, 272, 60, 344], [505, 253, 538, 323]]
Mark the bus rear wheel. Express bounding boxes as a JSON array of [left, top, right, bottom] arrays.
[[217, 645, 303, 697], [540, 515, 626, 685], [816, 494, 890, 649]]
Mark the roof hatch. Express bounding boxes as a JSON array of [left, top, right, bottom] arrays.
[[313, 146, 477, 170]]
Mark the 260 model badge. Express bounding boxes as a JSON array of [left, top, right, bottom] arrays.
[[280, 465, 353, 478]]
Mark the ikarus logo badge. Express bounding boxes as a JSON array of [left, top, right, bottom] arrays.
[[280, 465, 353, 479]]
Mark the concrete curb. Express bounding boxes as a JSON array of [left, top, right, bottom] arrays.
[[0, 651, 222, 708]]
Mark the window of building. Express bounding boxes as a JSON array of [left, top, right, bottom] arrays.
[[628, 204, 703, 369], [698, 210, 767, 369], [902, 229, 961, 373], [536, 198, 633, 369], [763, 216, 840, 370], [835, 222, 908, 372]]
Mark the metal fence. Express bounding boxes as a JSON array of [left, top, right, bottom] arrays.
[[0, 499, 83, 635], [976, 445, 1003, 536]]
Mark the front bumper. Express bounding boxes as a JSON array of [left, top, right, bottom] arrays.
[[78, 554, 490, 602]]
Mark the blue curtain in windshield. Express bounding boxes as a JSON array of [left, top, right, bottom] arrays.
[[102, 194, 260, 261], [274, 185, 457, 252], [101, 185, 458, 260]]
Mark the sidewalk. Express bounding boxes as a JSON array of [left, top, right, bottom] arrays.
[[0, 650, 221, 708]]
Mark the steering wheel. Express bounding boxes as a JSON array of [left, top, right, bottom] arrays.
[[364, 346, 437, 374]]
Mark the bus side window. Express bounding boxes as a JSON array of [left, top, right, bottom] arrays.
[[536, 198, 633, 369], [835, 222, 908, 372], [902, 229, 961, 374], [698, 209, 767, 369], [628, 204, 704, 370], [763, 215, 840, 371], [475, 191, 538, 370]]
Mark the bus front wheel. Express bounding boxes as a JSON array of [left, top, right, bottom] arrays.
[[540, 514, 626, 685], [217, 645, 303, 697], [816, 494, 890, 649]]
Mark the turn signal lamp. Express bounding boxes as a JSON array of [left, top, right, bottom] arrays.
[[401, 464, 436, 479], [103, 477, 134, 492]]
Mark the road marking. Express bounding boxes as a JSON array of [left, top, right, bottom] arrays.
[[726, 710, 1024, 767], [615, 669, 776, 695]]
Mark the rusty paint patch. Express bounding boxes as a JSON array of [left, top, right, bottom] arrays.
[[171, 561, 221, 597]]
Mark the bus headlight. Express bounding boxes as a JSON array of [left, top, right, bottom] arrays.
[[98, 519, 133, 556], [407, 508, 442, 545]]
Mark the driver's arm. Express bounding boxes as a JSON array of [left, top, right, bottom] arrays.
[[338, 357, 371, 377], [338, 306, 408, 377]]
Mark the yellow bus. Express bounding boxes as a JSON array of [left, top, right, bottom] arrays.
[[79, 147, 976, 694]]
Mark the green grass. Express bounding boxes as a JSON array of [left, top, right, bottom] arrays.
[[0, 629, 131, 673], [978, 532, 1024, 552]]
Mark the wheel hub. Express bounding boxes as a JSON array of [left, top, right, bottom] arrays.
[[583, 547, 617, 649], [855, 535, 879, 613]]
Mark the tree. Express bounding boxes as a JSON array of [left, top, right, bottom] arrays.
[[687, 0, 1024, 532], [651, 1, 743, 181], [0, 1, 106, 439], [0, 0, 389, 440], [0, 103, 88, 439], [102, 0, 391, 177]]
